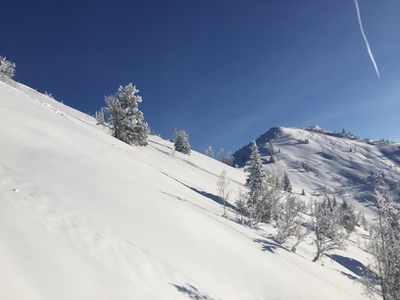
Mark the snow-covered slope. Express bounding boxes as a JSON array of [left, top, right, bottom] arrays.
[[233, 126, 400, 214], [1, 81, 369, 299]]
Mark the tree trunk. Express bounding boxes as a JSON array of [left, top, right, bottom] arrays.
[[312, 251, 320, 262]]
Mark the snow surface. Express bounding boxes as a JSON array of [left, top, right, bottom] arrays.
[[0, 81, 373, 299], [233, 126, 400, 216]]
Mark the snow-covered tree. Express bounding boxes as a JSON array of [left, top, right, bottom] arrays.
[[366, 187, 400, 300], [174, 129, 191, 155], [105, 83, 149, 146], [245, 141, 266, 226], [312, 196, 346, 262], [204, 146, 214, 158], [0, 56, 16, 83], [217, 170, 230, 216], [269, 155, 276, 163], [339, 199, 356, 234], [95, 108, 105, 125], [357, 211, 368, 231], [44, 91, 54, 99], [218, 148, 234, 166], [275, 194, 307, 249], [235, 188, 247, 225], [283, 172, 292, 193], [258, 174, 285, 222], [268, 141, 276, 155]]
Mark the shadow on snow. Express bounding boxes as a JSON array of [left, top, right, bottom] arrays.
[[160, 171, 236, 211], [170, 283, 214, 300], [253, 238, 288, 253], [329, 254, 378, 282]]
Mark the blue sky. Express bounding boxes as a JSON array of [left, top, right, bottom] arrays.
[[2, 0, 400, 153]]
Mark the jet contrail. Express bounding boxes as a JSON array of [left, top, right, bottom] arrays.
[[354, 0, 380, 79]]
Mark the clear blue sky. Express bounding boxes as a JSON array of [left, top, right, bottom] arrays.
[[2, 0, 400, 153]]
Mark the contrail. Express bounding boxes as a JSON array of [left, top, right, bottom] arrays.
[[354, 0, 380, 79]]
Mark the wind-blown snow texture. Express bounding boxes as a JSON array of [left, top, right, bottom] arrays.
[[0, 81, 383, 299]]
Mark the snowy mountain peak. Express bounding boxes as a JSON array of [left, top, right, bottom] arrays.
[[233, 126, 400, 209]]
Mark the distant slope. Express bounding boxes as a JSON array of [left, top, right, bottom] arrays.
[[233, 126, 400, 212], [1, 81, 368, 299]]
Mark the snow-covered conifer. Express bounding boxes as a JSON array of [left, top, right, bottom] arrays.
[[95, 109, 105, 125], [0, 56, 16, 83], [204, 146, 214, 158], [268, 141, 275, 155], [235, 188, 247, 225], [174, 129, 191, 155], [269, 155, 276, 163], [218, 148, 234, 166], [339, 199, 356, 234], [105, 83, 149, 146], [283, 172, 292, 193], [245, 141, 266, 226]]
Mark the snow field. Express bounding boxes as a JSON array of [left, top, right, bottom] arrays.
[[0, 81, 372, 299]]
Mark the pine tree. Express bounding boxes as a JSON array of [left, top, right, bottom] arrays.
[[283, 172, 292, 193], [235, 188, 247, 225], [95, 109, 105, 125], [268, 141, 275, 155], [204, 146, 214, 158], [339, 199, 356, 234], [245, 141, 266, 226], [269, 155, 276, 163], [218, 148, 234, 166], [174, 130, 191, 155], [105, 83, 149, 146], [0, 56, 16, 83]]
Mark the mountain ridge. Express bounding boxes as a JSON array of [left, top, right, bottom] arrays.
[[233, 126, 400, 210]]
